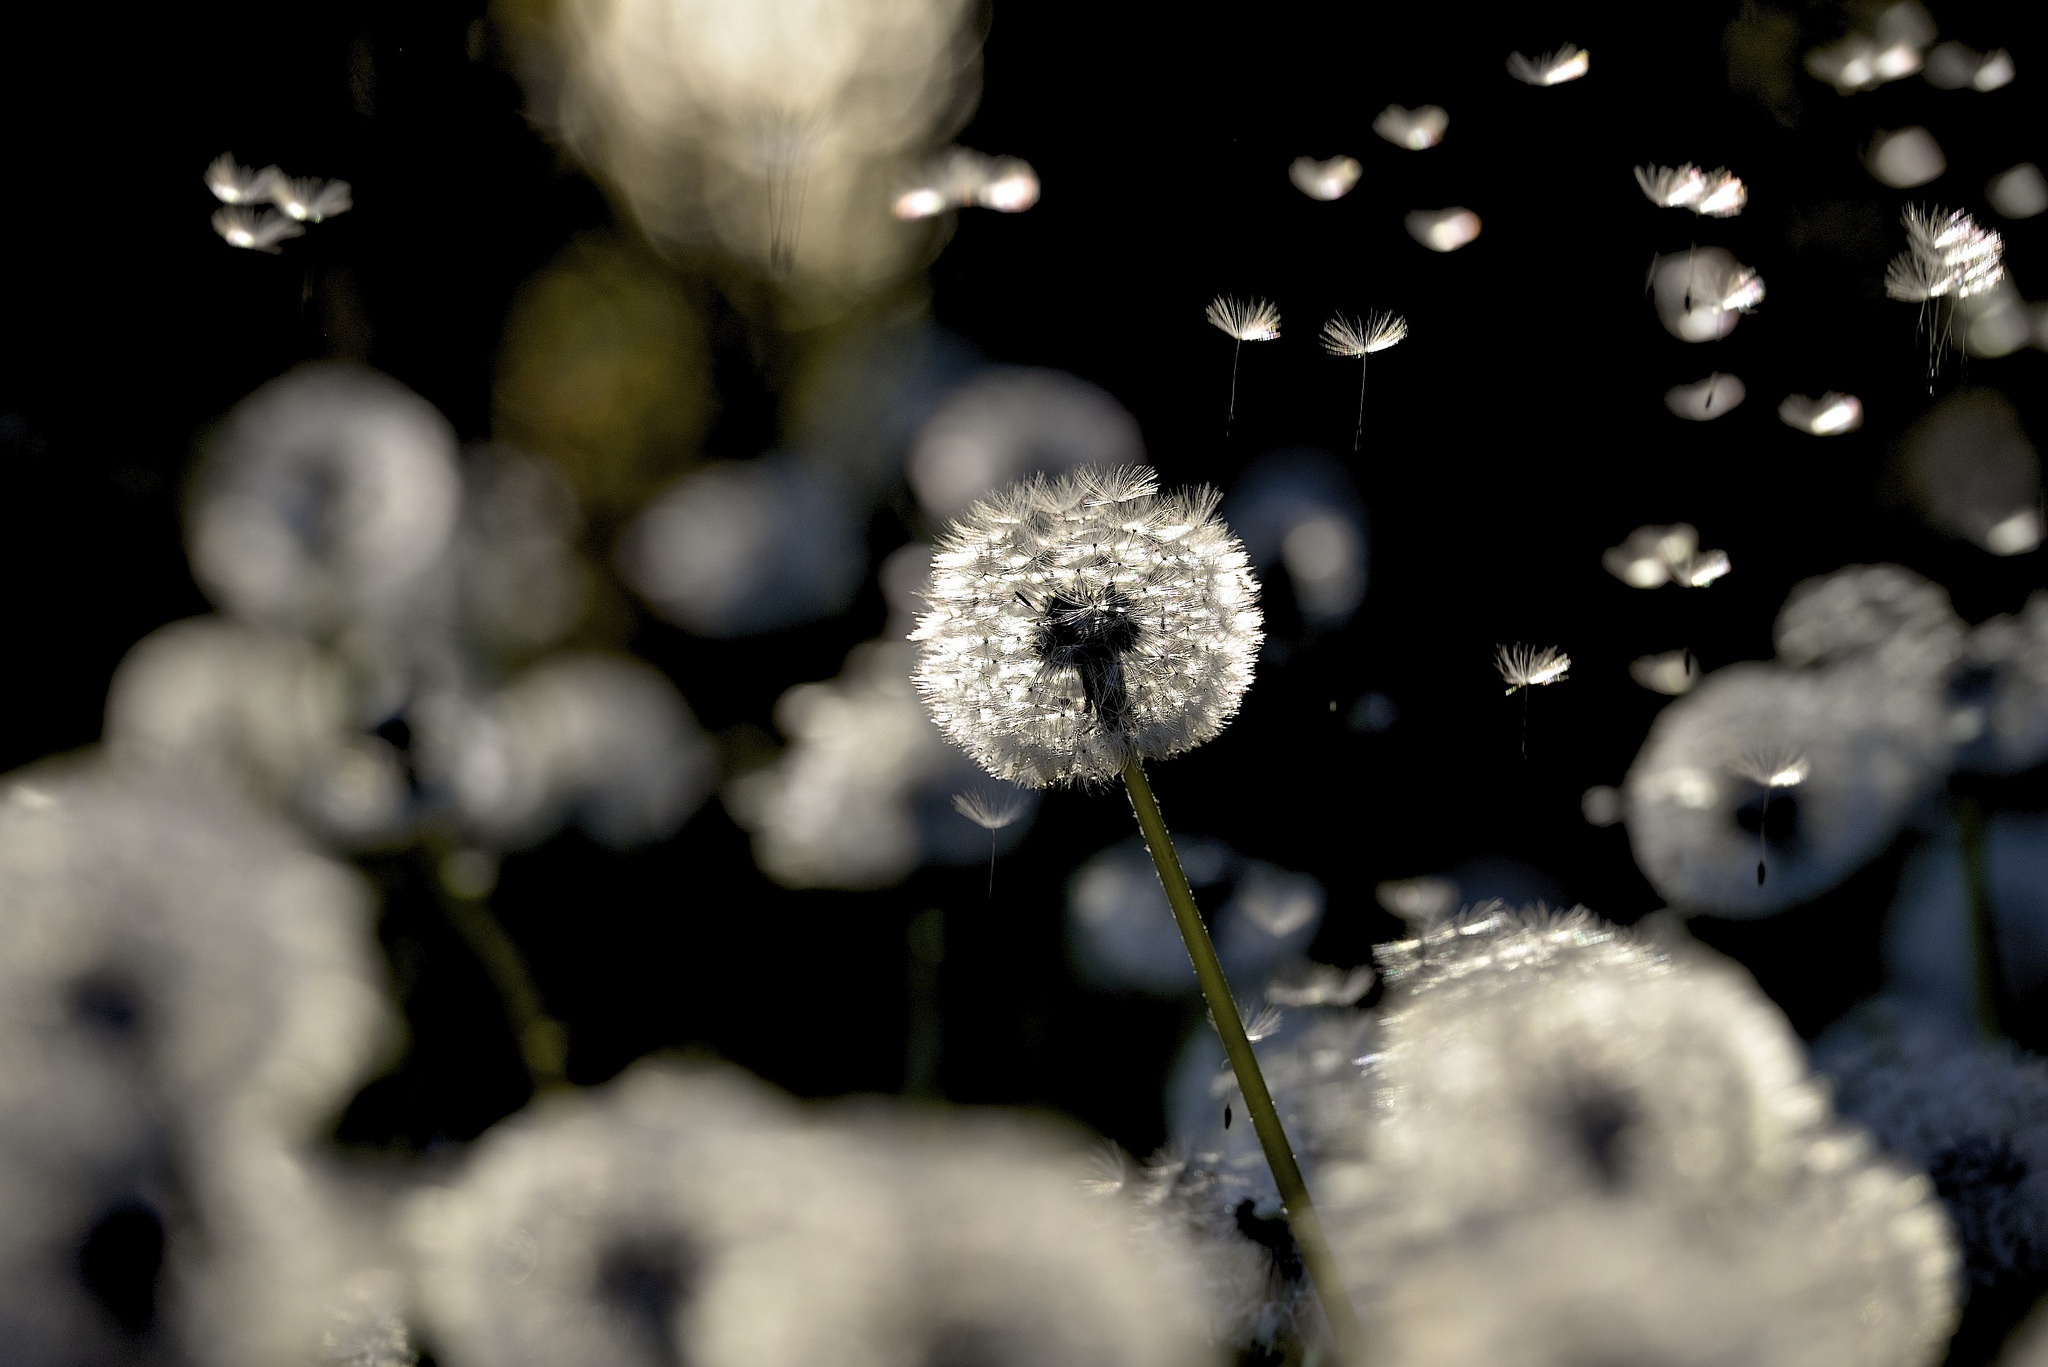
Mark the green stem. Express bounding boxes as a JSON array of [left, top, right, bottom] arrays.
[[430, 846, 570, 1094], [1122, 758, 1368, 1365], [1954, 796, 2005, 1041]]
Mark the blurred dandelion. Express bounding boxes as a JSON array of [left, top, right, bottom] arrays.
[[1372, 105, 1447, 150], [1774, 564, 1966, 687], [1869, 127, 1948, 189], [1206, 296, 1282, 430], [1506, 44, 1589, 86], [1779, 391, 1865, 435], [1886, 206, 2005, 379], [1804, 2, 1934, 92], [1924, 42, 2015, 91], [1222, 453, 1369, 629], [270, 175, 353, 223], [205, 153, 280, 204], [1319, 311, 1407, 450], [1405, 207, 1481, 252], [1498, 643, 1570, 694], [1649, 247, 1764, 341], [1664, 372, 1746, 420], [1631, 650, 1702, 696], [1634, 164, 1746, 216], [212, 206, 305, 253], [1287, 155, 1361, 201], [1604, 524, 1729, 589], [1900, 389, 2043, 555], [1988, 164, 2048, 220], [907, 367, 1143, 522], [1732, 747, 1811, 886], [892, 147, 1039, 218]]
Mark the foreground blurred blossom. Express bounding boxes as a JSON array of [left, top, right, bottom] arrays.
[[1506, 44, 1588, 86], [1623, 662, 1952, 914], [1068, 835, 1322, 993], [1989, 164, 2048, 220], [1805, 2, 1934, 92], [912, 466, 1263, 787], [1778, 391, 1865, 434], [617, 456, 865, 636], [1650, 247, 1764, 341], [412, 654, 713, 850], [1603, 523, 1729, 589], [1371, 104, 1447, 150], [1315, 907, 1959, 1366], [190, 364, 463, 637], [1817, 1004, 2048, 1303], [1634, 164, 1746, 216], [891, 146, 1039, 218], [410, 1061, 1216, 1367], [1901, 389, 2044, 555], [1923, 42, 2015, 91], [1286, 155, 1361, 201], [1404, 207, 1480, 252], [906, 367, 1143, 523], [1664, 372, 1746, 420], [212, 204, 305, 253], [510, 0, 981, 303], [1222, 451, 1369, 628], [1953, 593, 2048, 774], [1775, 564, 1967, 687]]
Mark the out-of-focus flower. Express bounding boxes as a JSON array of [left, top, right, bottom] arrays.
[[1287, 155, 1362, 201], [1869, 127, 1948, 188], [912, 466, 1263, 788], [507, 0, 983, 304], [616, 455, 865, 637], [906, 367, 1143, 523], [1774, 564, 1967, 687], [891, 146, 1039, 218], [1634, 164, 1746, 216], [1900, 389, 2043, 555], [412, 654, 714, 850], [1665, 372, 1746, 420], [1650, 247, 1764, 341], [1805, 2, 1935, 93], [1924, 42, 2015, 91], [189, 364, 463, 638], [1506, 44, 1588, 86], [1622, 662, 1952, 915], [1222, 451, 1369, 629], [205, 152, 280, 204], [1946, 594, 2048, 776], [1779, 391, 1865, 434], [1631, 649, 1701, 695], [1886, 206, 2005, 302], [1989, 165, 2048, 220], [212, 205, 305, 252], [410, 1060, 1216, 1367], [1404, 207, 1480, 252], [1068, 835, 1323, 994], [1497, 643, 1570, 693], [1603, 523, 1730, 588], [1372, 105, 1447, 150], [270, 175, 353, 223]]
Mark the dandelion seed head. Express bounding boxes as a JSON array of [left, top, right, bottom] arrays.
[[912, 465, 1263, 788], [1507, 44, 1589, 86], [951, 783, 1032, 831], [271, 175, 353, 223], [1371, 104, 1448, 150], [1242, 1004, 1284, 1042], [1497, 643, 1571, 693], [1319, 311, 1407, 358], [1206, 296, 1282, 342], [1887, 206, 2005, 302], [1287, 155, 1361, 201], [212, 205, 305, 253], [205, 153, 281, 204], [1732, 746, 1811, 790], [1634, 162, 1709, 209]]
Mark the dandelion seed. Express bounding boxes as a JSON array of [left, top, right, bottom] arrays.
[[205, 152, 281, 204], [1634, 163, 1746, 216], [1507, 44, 1589, 86], [953, 783, 1034, 896], [892, 148, 1039, 219], [1320, 312, 1407, 451], [1632, 651, 1702, 697], [211, 205, 305, 253], [1778, 392, 1864, 435], [1499, 644, 1571, 694], [1731, 747, 1809, 885], [1885, 205, 2005, 379], [1603, 525, 1730, 589], [270, 175, 353, 223], [1923, 42, 2014, 91], [912, 466, 1263, 788], [1287, 156, 1361, 201], [1244, 1004, 1284, 1042], [1664, 373, 1746, 421], [1372, 105, 1448, 151], [1206, 297, 1282, 431], [1405, 207, 1481, 252], [1649, 248, 1764, 341]]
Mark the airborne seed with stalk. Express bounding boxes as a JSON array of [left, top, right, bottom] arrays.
[[1320, 311, 1408, 451], [1206, 296, 1282, 434]]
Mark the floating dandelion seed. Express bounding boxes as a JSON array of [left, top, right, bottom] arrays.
[[1886, 206, 2005, 379], [1243, 1004, 1284, 1042], [1320, 312, 1408, 451], [270, 175, 353, 223], [205, 153, 280, 204], [1634, 164, 1747, 217], [1631, 650, 1702, 696], [1372, 105, 1448, 150], [1664, 373, 1746, 421], [1603, 524, 1731, 589], [1778, 392, 1865, 435], [1924, 41, 2015, 90], [1287, 156, 1362, 201], [1507, 44, 1589, 86], [1731, 749, 1810, 886], [1206, 296, 1282, 432], [1649, 248, 1764, 341], [892, 148, 1039, 219], [212, 205, 305, 253], [1406, 207, 1481, 252], [952, 784, 1034, 896], [1499, 644, 1570, 759]]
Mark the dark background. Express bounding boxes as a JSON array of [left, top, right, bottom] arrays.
[[1, 0, 2042, 1160]]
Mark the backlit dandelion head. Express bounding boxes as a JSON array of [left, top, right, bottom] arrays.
[[212, 206, 305, 253], [1507, 44, 1589, 86], [205, 153, 280, 204], [1206, 296, 1282, 343], [1779, 392, 1865, 435], [1319, 312, 1407, 358], [912, 466, 1263, 788], [1887, 206, 2005, 302], [270, 175, 353, 223], [1497, 643, 1571, 694], [951, 783, 1033, 831]]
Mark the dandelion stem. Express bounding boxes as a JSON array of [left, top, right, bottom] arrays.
[[1955, 795, 2007, 1040], [1121, 757, 1367, 1365], [1354, 358, 1368, 452], [1228, 339, 1243, 432], [429, 850, 569, 1094]]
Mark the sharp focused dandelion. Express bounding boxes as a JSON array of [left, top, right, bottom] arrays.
[[1319, 311, 1407, 452]]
